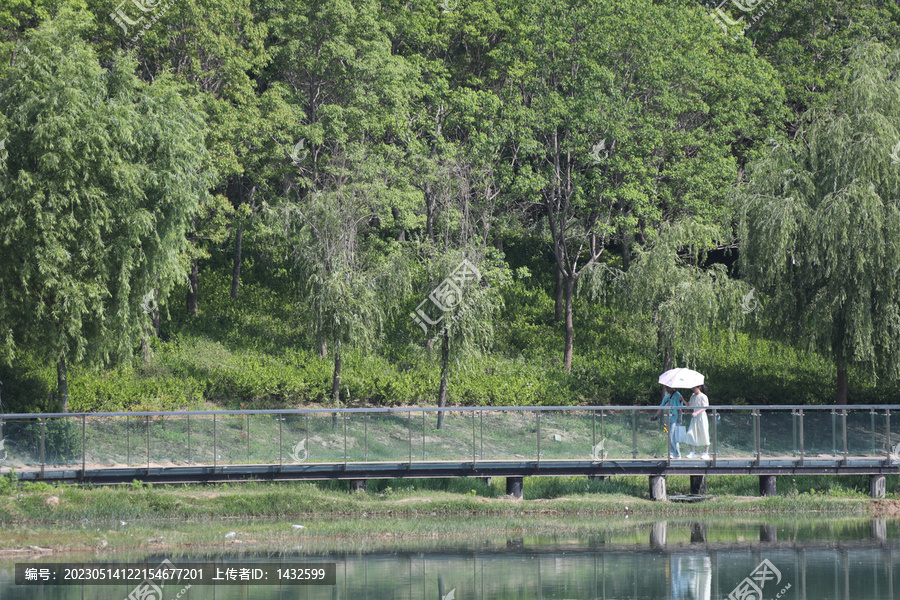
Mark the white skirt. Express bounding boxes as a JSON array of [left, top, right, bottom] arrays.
[[686, 412, 710, 446]]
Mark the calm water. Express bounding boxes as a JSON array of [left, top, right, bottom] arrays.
[[2, 518, 898, 599]]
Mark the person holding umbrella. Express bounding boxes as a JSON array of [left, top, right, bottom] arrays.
[[653, 368, 705, 459], [652, 384, 685, 459]]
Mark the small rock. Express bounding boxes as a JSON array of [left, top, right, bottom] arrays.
[[45, 496, 59, 507], [553, 434, 562, 442], [291, 525, 305, 530]]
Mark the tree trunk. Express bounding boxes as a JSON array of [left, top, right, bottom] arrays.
[[187, 258, 199, 316], [151, 304, 160, 337], [621, 227, 632, 272], [554, 267, 565, 322], [331, 345, 341, 429], [57, 354, 68, 413], [332, 346, 341, 406], [436, 329, 450, 430], [658, 321, 673, 372], [563, 274, 576, 372], [231, 220, 243, 299], [391, 206, 406, 242], [836, 352, 848, 404]]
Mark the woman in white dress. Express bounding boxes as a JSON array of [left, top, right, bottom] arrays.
[[685, 385, 710, 459]]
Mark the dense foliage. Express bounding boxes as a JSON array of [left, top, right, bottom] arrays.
[[2, 0, 900, 411]]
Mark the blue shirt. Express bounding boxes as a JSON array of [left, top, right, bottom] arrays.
[[659, 392, 683, 426]]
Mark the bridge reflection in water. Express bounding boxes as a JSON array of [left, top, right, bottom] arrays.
[[0, 520, 897, 599], [1, 405, 899, 498]]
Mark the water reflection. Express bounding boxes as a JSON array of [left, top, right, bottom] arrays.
[[1, 518, 898, 599]]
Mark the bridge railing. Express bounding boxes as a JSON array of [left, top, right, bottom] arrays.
[[0, 405, 898, 473]]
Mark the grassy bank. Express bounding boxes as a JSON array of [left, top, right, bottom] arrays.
[[3, 249, 899, 414]]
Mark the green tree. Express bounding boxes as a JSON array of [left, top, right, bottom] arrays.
[[587, 221, 751, 371], [495, 0, 784, 371], [739, 43, 900, 404], [0, 11, 210, 410]]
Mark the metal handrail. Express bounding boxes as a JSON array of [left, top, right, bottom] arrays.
[[2, 404, 900, 420]]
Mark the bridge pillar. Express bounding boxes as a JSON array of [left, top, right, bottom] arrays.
[[649, 475, 667, 501], [690, 475, 706, 495], [349, 479, 367, 493], [870, 475, 886, 498], [588, 475, 606, 482], [760, 524, 777, 542], [506, 477, 523, 499], [759, 475, 776, 497]]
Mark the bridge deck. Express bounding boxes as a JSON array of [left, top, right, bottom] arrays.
[[8, 456, 899, 485]]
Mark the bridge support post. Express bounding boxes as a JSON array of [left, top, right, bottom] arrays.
[[760, 524, 777, 542], [349, 479, 367, 493], [759, 475, 776, 497], [649, 475, 667, 501], [588, 475, 606, 482], [690, 475, 706, 495], [506, 477, 523, 499], [870, 475, 886, 498]]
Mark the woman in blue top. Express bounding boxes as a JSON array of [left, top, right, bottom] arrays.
[[652, 385, 685, 458]]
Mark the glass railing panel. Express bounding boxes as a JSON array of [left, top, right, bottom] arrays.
[[478, 409, 537, 461], [305, 412, 348, 463], [423, 410, 474, 461], [537, 410, 595, 460], [715, 409, 755, 458]]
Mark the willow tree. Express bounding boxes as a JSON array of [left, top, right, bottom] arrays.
[[739, 43, 900, 404], [586, 221, 751, 372], [0, 11, 210, 411], [278, 147, 409, 410]]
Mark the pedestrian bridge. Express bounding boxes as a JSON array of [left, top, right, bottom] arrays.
[[1, 405, 898, 499]]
